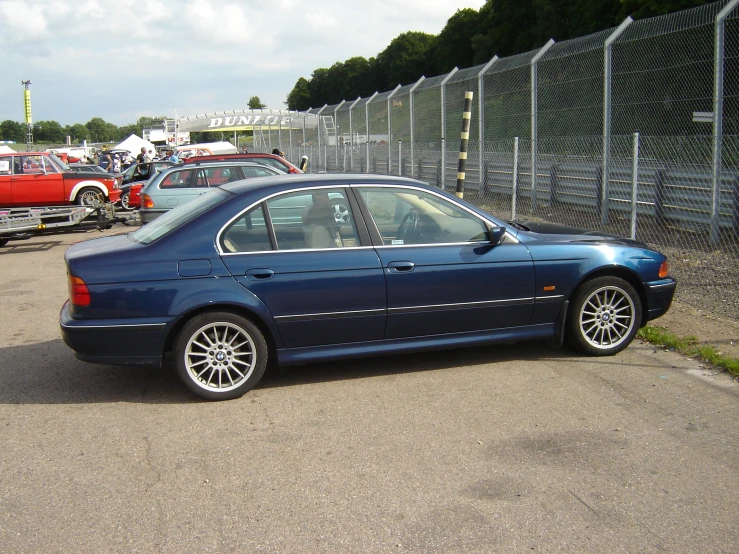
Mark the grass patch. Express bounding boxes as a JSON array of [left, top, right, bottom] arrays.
[[638, 325, 739, 377]]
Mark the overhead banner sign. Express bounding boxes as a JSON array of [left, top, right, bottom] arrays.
[[176, 110, 318, 133]]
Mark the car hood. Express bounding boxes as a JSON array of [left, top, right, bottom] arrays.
[[513, 220, 648, 248]]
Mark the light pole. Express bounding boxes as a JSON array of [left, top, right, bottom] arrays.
[[21, 80, 33, 149]]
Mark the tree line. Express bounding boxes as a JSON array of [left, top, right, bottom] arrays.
[[0, 96, 269, 145], [285, 0, 711, 110]]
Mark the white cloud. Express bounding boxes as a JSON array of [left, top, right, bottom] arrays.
[[0, 0, 484, 125], [0, 0, 49, 42]]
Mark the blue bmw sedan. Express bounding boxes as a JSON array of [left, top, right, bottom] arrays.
[[60, 174, 676, 400]]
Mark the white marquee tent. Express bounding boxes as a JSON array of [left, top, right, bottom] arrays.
[[115, 134, 157, 156]]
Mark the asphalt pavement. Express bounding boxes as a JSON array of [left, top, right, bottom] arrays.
[[0, 226, 737, 553]]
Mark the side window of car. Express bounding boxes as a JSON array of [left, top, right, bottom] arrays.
[[20, 155, 45, 174], [220, 204, 271, 253], [357, 187, 489, 245], [266, 188, 359, 250], [259, 158, 284, 171], [195, 169, 210, 188], [242, 166, 274, 178], [160, 169, 193, 189]]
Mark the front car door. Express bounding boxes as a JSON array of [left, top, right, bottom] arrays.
[[354, 185, 536, 339], [218, 186, 386, 349], [11, 155, 65, 206]]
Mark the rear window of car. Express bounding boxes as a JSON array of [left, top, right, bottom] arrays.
[[129, 188, 232, 245]]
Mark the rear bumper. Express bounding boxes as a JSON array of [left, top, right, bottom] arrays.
[[644, 277, 677, 323], [109, 189, 121, 203], [60, 301, 176, 367]]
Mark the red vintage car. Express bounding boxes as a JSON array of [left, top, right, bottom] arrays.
[[0, 151, 120, 207]]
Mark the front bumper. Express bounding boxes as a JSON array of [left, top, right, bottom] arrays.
[[60, 301, 176, 367], [644, 277, 677, 323]]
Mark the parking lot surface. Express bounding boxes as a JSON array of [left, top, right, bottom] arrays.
[[1, 226, 737, 553]]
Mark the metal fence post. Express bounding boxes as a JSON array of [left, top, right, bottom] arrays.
[[440, 67, 459, 190], [301, 111, 307, 162], [387, 84, 402, 175], [531, 39, 555, 213], [512, 137, 520, 220], [478, 56, 498, 193], [348, 97, 360, 172], [711, 0, 738, 243], [365, 92, 378, 174], [409, 76, 425, 178], [316, 105, 328, 171], [602, 18, 633, 226], [631, 132, 640, 239], [398, 140, 403, 176], [334, 100, 345, 170]]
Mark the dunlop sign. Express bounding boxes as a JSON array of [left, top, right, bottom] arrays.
[[208, 115, 290, 129]]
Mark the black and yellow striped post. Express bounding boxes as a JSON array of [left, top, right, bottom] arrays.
[[456, 91, 474, 199]]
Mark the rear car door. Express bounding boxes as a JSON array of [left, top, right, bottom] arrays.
[[355, 185, 535, 339], [219, 187, 386, 349]]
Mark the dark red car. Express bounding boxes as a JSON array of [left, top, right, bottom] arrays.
[[183, 153, 302, 174]]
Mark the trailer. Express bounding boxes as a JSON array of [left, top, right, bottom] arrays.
[[0, 203, 136, 247]]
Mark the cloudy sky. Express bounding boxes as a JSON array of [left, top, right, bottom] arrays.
[[0, 0, 484, 127]]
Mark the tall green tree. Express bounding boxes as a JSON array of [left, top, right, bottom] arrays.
[[35, 120, 65, 143], [431, 9, 480, 75], [286, 77, 312, 110], [85, 117, 118, 142], [248, 96, 267, 109], [375, 31, 436, 91], [1, 120, 26, 142], [65, 123, 90, 143]]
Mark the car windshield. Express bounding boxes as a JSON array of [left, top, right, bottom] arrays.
[[49, 154, 69, 171], [129, 188, 233, 245]]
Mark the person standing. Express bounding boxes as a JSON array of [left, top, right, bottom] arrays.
[[136, 147, 148, 164], [168, 150, 179, 163]]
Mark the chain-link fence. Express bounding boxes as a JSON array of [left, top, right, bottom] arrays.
[[256, 0, 739, 322]]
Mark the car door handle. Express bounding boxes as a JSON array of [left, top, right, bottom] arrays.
[[11, 177, 21, 181], [387, 261, 415, 272], [245, 269, 274, 280]]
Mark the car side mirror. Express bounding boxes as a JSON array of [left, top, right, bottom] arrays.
[[488, 225, 506, 245]]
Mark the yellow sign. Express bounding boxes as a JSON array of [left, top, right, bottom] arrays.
[[23, 89, 32, 124]]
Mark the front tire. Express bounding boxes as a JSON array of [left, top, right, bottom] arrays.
[[567, 276, 642, 356], [173, 311, 268, 400]]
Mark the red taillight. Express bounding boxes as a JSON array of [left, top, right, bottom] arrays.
[[68, 275, 91, 307], [289, 167, 300, 174], [658, 260, 669, 278], [142, 194, 154, 209]]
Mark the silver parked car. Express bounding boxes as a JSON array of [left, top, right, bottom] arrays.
[[139, 161, 282, 223]]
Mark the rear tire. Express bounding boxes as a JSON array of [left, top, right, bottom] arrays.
[[173, 311, 268, 401], [119, 191, 132, 211], [76, 187, 104, 206], [566, 276, 642, 356]]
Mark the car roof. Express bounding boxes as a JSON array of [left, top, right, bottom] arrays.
[[222, 173, 428, 196]]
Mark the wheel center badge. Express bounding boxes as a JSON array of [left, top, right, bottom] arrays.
[[216, 352, 226, 361], [602, 313, 610, 322]]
